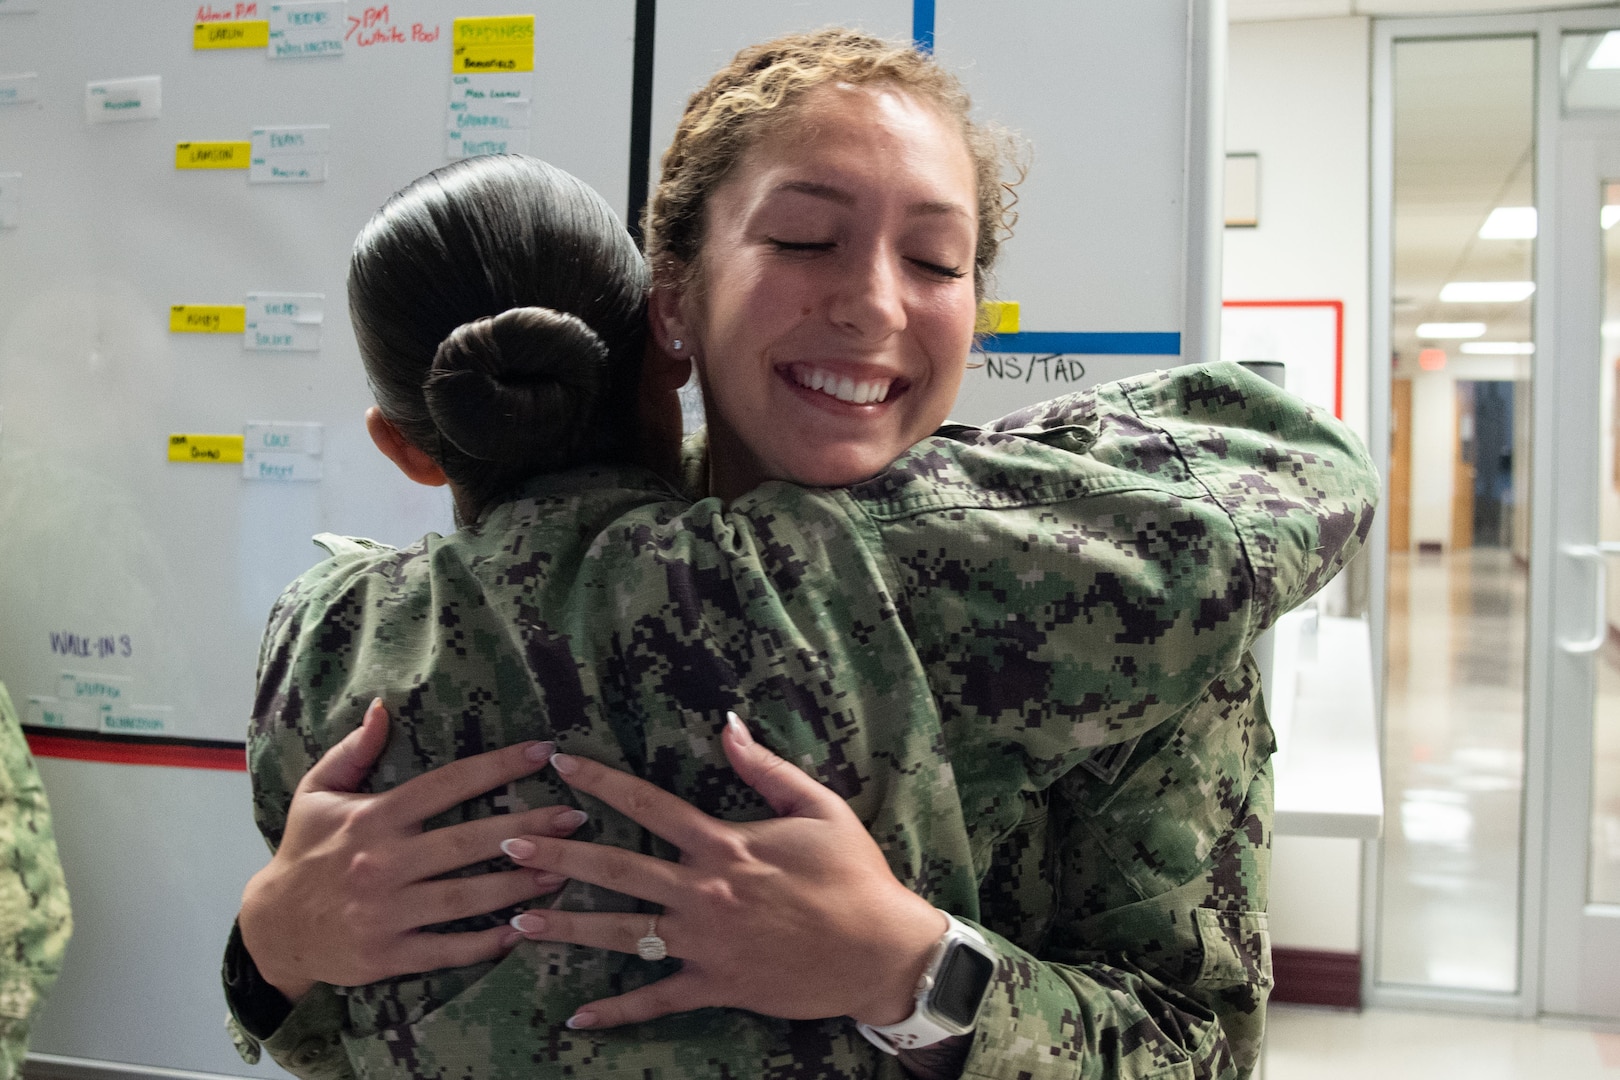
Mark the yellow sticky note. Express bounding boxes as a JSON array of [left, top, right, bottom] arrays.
[[194, 20, 271, 49], [453, 15, 534, 45], [170, 305, 247, 333], [168, 434, 245, 463], [176, 142, 251, 170], [453, 15, 534, 72], [976, 300, 1020, 335]]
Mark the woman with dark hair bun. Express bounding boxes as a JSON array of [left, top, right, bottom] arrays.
[[227, 30, 1376, 1080], [345, 154, 654, 523]]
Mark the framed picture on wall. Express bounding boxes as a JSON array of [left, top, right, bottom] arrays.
[[1220, 299, 1344, 418]]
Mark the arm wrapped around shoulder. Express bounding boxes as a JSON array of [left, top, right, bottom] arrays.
[[1108, 361, 1380, 633]]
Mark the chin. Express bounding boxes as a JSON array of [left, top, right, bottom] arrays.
[[784, 451, 894, 489]]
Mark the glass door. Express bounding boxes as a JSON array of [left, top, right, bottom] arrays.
[[1543, 121, 1620, 1021]]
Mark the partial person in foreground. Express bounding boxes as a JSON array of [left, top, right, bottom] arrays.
[[226, 29, 1379, 1080], [0, 680, 72, 1080]]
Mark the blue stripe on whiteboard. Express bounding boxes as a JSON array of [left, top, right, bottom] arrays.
[[913, 0, 935, 53], [977, 332, 1182, 356]]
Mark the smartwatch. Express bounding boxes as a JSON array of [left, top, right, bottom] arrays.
[[856, 913, 998, 1055]]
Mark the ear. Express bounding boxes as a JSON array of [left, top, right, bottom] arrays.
[[641, 333, 693, 394], [365, 406, 449, 488], [649, 278, 696, 367]]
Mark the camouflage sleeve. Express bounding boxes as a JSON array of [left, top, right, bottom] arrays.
[[852, 361, 1377, 789], [988, 362, 1378, 638], [0, 680, 72, 1080], [222, 548, 370, 1080], [224, 949, 352, 1080], [958, 684, 1275, 1080], [852, 363, 1376, 1079]]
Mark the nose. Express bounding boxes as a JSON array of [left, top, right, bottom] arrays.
[[827, 241, 907, 341]]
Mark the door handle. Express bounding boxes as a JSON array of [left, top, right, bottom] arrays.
[[1560, 542, 1620, 654]]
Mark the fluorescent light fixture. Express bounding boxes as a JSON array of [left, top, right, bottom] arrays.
[[1479, 207, 1536, 239], [1439, 281, 1535, 303], [1483, 204, 1620, 232], [1589, 30, 1620, 69], [1459, 341, 1534, 355], [1417, 322, 1486, 339]]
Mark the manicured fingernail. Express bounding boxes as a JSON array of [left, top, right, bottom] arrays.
[[727, 711, 753, 746], [499, 928, 524, 949], [556, 809, 588, 831], [510, 912, 547, 934], [501, 838, 535, 860], [535, 871, 567, 890], [550, 752, 579, 776], [525, 740, 556, 763], [566, 1011, 597, 1030]]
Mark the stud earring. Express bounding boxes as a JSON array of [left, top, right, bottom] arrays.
[[672, 338, 683, 352]]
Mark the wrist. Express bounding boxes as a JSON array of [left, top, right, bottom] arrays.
[[849, 900, 949, 1027], [855, 914, 997, 1056], [238, 870, 317, 1004]]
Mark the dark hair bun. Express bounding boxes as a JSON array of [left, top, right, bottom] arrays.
[[424, 306, 608, 470]]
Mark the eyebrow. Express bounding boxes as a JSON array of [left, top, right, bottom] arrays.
[[773, 180, 968, 218]]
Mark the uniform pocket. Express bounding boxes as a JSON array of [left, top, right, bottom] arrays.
[[1193, 907, 1273, 991]]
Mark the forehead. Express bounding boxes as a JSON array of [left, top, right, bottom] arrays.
[[725, 82, 975, 204]]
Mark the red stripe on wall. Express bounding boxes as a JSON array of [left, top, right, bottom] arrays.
[[24, 731, 247, 772]]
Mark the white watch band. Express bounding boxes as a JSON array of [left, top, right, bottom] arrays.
[[855, 914, 990, 1056]]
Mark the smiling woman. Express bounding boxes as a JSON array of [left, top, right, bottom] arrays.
[[656, 83, 979, 495], [643, 29, 1020, 499]]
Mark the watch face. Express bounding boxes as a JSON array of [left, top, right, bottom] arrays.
[[930, 943, 995, 1028]]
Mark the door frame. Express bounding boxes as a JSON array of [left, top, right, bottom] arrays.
[[1369, 6, 1620, 1019], [1543, 121, 1620, 1019]]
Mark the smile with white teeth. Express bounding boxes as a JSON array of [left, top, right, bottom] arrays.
[[792, 366, 893, 405]]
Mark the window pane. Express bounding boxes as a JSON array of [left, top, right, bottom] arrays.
[[1382, 35, 1534, 994]]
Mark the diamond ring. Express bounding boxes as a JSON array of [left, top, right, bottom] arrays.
[[637, 916, 667, 961]]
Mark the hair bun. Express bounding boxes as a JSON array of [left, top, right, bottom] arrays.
[[424, 306, 608, 469]]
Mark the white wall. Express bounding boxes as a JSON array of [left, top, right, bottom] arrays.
[[1225, 17, 1371, 442], [1225, 15, 1371, 956]]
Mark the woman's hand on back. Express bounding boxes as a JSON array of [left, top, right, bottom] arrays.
[[499, 712, 947, 1030], [238, 699, 587, 1003]]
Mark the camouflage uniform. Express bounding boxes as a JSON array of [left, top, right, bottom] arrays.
[[0, 681, 72, 1080], [225, 364, 1376, 1080]]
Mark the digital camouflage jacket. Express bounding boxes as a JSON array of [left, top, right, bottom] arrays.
[[225, 364, 1377, 1080], [0, 681, 72, 1080]]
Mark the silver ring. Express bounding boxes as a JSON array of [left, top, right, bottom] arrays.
[[636, 916, 667, 962]]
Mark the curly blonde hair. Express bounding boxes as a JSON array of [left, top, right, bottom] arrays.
[[643, 27, 1021, 299]]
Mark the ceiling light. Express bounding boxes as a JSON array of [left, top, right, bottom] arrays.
[[1479, 207, 1536, 239], [1459, 341, 1534, 355], [1478, 204, 1620, 233], [1439, 281, 1535, 303], [1589, 30, 1620, 69], [1417, 322, 1486, 339]]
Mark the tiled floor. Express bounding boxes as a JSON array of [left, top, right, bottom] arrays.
[[1378, 547, 1529, 991], [1266, 1004, 1620, 1079]]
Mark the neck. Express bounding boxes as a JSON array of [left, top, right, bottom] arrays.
[[703, 422, 765, 503]]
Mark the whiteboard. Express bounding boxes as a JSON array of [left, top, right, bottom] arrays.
[[2, 3, 636, 1073], [0, 1, 1216, 1073]]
